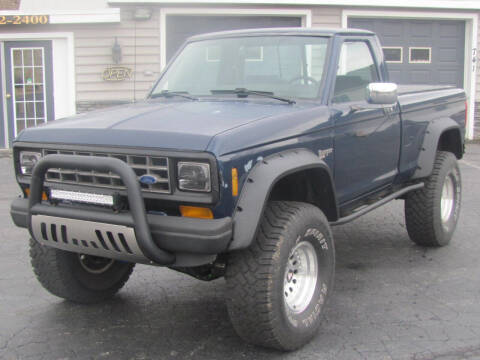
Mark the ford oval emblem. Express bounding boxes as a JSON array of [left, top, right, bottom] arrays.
[[139, 175, 158, 185]]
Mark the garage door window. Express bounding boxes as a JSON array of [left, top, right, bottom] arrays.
[[382, 47, 402, 63], [409, 47, 431, 64]]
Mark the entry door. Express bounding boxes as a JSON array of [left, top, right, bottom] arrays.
[[4, 41, 54, 145]]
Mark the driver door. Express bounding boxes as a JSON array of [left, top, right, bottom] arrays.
[[331, 40, 401, 205]]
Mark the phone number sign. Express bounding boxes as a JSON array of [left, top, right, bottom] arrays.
[[0, 15, 49, 25]]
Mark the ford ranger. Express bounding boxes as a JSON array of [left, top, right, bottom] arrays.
[[10, 28, 465, 351]]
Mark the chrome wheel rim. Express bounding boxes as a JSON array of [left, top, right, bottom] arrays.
[[283, 241, 318, 314], [441, 173, 455, 225], [79, 254, 114, 274]]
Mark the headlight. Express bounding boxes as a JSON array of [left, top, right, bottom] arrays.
[[19, 151, 42, 175], [177, 162, 211, 192]]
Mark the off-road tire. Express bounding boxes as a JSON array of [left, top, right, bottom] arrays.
[[225, 201, 335, 351], [405, 151, 461, 247], [30, 239, 135, 303]]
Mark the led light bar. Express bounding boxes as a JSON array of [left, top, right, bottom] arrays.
[[50, 189, 114, 206]]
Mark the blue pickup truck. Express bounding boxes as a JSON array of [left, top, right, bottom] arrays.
[[10, 28, 465, 350]]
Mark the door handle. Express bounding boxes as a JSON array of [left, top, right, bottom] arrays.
[[5, 93, 11, 99], [354, 130, 370, 137]]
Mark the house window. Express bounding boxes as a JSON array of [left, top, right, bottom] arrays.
[[409, 47, 431, 64], [382, 47, 402, 63]]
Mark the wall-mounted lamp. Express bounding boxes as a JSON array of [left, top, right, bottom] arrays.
[[112, 37, 122, 64], [133, 7, 152, 21]]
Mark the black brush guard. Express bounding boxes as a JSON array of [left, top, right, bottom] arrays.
[[27, 155, 176, 264]]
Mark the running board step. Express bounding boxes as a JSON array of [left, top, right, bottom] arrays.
[[330, 183, 424, 226]]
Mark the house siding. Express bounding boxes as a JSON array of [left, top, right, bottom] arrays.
[[74, 7, 160, 103], [311, 6, 342, 28]]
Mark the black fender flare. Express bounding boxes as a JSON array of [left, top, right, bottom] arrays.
[[412, 118, 462, 179], [229, 148, 337, 250]]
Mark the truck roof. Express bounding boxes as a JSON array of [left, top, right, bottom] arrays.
[[188, 27, 374, 41]]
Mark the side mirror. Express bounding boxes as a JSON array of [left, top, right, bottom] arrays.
[[367, 83, 398, 105]]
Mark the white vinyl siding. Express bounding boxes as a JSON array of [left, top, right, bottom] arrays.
[[311, 6, 342, 28], [74, 7, 160, 102]]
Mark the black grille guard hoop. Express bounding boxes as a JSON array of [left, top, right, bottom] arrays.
[[27, 154, 176, 265]]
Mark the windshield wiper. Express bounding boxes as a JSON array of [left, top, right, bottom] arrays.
[[150, 90, 198, 101], [210, 88, 295, 104]]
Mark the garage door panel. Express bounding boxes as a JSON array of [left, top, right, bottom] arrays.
[[381, 22, 403, 37], [409, 21, 433, 38], [410, 70, 431, 83], [350, 19, 375, 31], [166, 15, 301, 62], [440, 23, 461, 37], [438, 70, 458, 84], [387, 69, 403, 83], [348, 18, 464, 87], [382, 35, 404, 44], [439, 48, 459, 63]]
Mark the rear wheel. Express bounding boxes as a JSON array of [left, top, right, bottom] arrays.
[[225, 201, 335, 351], [405, 151, 461, 247], [30, 239, 134, 303]]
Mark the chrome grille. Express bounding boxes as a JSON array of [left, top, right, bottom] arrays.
[[42, 149, 170, 193]]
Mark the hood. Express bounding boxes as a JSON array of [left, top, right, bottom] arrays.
[[16, 100, 302, 151]]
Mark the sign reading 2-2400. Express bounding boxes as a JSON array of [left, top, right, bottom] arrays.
[[0, 15, 49, 25]]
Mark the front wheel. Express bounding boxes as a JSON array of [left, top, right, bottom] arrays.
[[405, 151, 462, 247], [30, 239, 135, 304], [225, 201, 335, 351]]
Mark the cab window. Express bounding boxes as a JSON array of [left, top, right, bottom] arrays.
[[332, 41, 379, 104]]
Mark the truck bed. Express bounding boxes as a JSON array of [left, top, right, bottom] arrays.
[[397, 84, 455, 95]]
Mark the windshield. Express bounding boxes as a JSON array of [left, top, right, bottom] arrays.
[[150, 36, 329, 100]]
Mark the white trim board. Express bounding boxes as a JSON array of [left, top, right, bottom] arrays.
[[0, 9, 120, 24], [159, 7, 312, 70], [0, 32, 76, 146], [0, 44, 7, 148], [342, 10, 478, 140], [110, 0, 480, 10]]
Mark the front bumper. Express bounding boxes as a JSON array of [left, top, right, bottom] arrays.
[[11, 154, 232, 266]]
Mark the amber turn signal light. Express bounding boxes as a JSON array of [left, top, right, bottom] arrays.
[[232, 168, 238, 197], [24, 187, 48, 201], [179, 205, 213, 219]]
